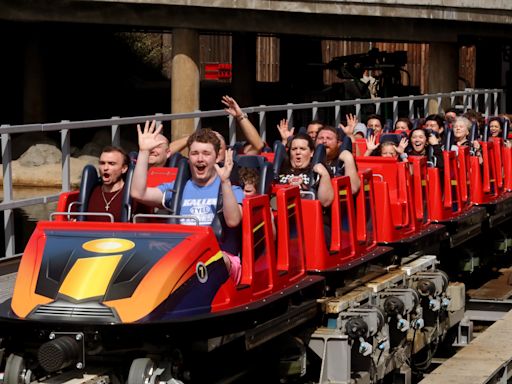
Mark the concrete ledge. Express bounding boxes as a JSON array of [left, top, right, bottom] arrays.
[[2, 0, 512, 42], [89, 0, 512, 24]]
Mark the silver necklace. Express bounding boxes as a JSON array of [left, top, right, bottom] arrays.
[[101, 187, 123, 211]]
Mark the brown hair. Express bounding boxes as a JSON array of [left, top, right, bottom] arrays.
[[238, 167, 260, 187], [316, 125, 340, 141], [186, 128, 221, 155], [101, 146, 130, 167]]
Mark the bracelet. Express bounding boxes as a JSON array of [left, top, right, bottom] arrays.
[[236, 112, 248, 121]]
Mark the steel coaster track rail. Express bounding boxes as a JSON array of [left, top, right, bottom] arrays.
[[0, 88, 503, 258]]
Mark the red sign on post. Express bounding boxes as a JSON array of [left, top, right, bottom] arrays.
[[204, 63, 232, 80]]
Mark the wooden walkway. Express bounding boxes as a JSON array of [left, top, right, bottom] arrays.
[[420, 310, 512, 384]]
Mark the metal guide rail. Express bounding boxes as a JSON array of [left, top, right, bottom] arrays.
[[310, 255, 466, 384]]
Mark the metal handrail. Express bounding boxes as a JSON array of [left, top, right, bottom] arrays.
[[0, 88, 504, 258], [132, 214, 200, 225], [49, 211, 115, 222]]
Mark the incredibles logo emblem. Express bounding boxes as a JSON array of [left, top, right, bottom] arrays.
[[196, 262, 208, 283], [82, 238, 135, 253]]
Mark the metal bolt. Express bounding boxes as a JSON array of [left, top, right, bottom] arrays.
[[49, 333, 55, 340], [76, 362, 83, 369], [75, 334, 82, 341]]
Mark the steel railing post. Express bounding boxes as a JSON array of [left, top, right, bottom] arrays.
[[259, 107, 267, 144], [312, 101, 319, 121], [111, 116, 120, 147], [393, 96, 399, 123], [335, 101, 341, 128], [1, 129, 14, 258], [287, 103, 294, 129], [60, 121, 71, 193]]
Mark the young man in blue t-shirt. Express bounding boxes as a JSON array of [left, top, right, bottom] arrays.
[[131, 121, 244, 283]]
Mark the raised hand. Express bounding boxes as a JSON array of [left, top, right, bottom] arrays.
[[277, 119, 294, 143], [366, 135, 379, 152], [215, 148, 235, 182], [221, 95, 243, 118], [396, 137, 409, 154], [137, 120, 165, 152], [339, 113, 358, 136]]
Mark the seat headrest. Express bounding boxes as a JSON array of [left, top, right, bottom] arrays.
[[272, 140, 287, 180], [339, 135, 353, 153], [312, 143, 326, 166], [379, 133, 401, 145], [77, 164, 101, 220], [443, 128, 454, 149], [167, 152, 186, 168], [120, 163, 135, 222], [168, 157, 191, 222]]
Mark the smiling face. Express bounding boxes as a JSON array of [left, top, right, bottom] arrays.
[[489, 120, 502, 137], [188, 141, 219, 186], [410, 129, 427, 153], [290, 138, 313, 169], [453, 119, 470, 142], [148, 134, 171, 167], [99, 151, 128, 187]]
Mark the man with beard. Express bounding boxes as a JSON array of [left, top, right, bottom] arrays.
[[315, 125, 360, 194]]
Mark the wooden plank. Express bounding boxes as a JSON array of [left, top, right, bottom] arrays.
[[420, 310, 512, 384]]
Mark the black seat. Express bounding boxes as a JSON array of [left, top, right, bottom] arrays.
[[503, 118, 510, 141], [337, 127, 346, 140], [312, 143, 326, 166], [272, 140, 287, 181], [76, 165, 101, 221], [168, 157, 191, 221], [379, 133, 402, 145], [120, 164, 135, 222], [339, 135, 353, 154], [301, 144, 327, 199], [166, 151, 186, 168], [443, 128, 454, 150]]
